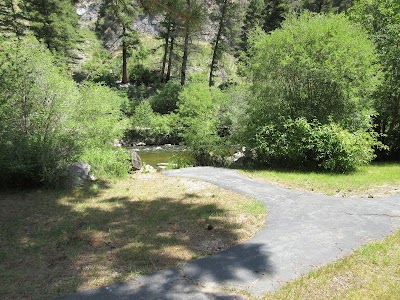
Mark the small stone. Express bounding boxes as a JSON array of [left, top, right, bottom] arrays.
[[157, 166, 167, 172], [207, 224, 214, 230]]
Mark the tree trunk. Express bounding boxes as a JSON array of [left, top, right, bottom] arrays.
[[209, 0, 228, 87], [166, 34, 175, 82], [122, 26, 129, 84], [181, 26, 190, 86], [160, 17, 171, 82]]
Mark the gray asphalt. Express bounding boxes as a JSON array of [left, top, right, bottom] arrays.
[[58, 167, 400, 300]]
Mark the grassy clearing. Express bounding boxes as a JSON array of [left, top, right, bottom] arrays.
[[260, 230, 400, 300], [0, 174, 265, 300], [242, 162, 400, 198]]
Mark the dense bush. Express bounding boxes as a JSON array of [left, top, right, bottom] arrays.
[[0, 37, 130, 187], [150, 81, 182, 114], [176, 81, 247, 165], [254, 118, 377, 172], [80, 50, 119, 86], [248, 12, 381, 131], [0, 37, 81, 186], [128, 101, 178, 144], [177, 81, 222, 151], [246, 12, 382, 172], [76, 83, 131, 178]]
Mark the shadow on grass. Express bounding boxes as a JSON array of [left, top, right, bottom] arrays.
[[0, 179, 271, 300]]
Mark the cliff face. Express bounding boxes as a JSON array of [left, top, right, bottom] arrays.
[[75, 0, 248, 42]]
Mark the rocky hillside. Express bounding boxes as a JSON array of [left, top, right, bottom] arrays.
[[75, 0, 248, 42]]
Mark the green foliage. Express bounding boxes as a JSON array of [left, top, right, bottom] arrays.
[[177, 81, 221, 150], [0, 36, 80, 186], [253, 118, 377, 172], [80, 50, 120, 86], [129, 101, 177, 144], [150, 81, 182, 114], [80, 147, 131, 179], [22, 0, 80, 58], [76, 82, 128, 150], [351, 0, 400, 158], [0, 37, 130, 186], [246, 12, 381, 172], [176, 80, 245, 165], [248, 12, 380, 130]]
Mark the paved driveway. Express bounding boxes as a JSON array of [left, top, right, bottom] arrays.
[[59, 167, 400, 299]]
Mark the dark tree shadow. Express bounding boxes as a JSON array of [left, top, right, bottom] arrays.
[[1, 180, 272, 300]]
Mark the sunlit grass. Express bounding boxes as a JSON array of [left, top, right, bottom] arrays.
[[261, 230, 400, 300], [242, 162, 400, 197], [0, 174, 265, 300]]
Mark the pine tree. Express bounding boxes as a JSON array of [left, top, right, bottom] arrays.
[[180, 0, 206, 85], [98, 0, 140, 84], [209, 0, 243, 86], [240, 0, 266, 51], [0, 0, 25, 36], [263, 0, 288, 33], [22, 0, 80, 56]]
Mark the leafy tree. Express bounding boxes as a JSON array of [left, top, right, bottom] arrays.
[[246, 12, 382, 171], [351, 0, 400, 159], [0, 36, 129, 186], [0, 36, 80, 186], [301, 0, 353, 13]]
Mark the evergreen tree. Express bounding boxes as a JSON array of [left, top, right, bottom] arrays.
[[209, 0, 243, 86], [98, 0, 140, 84], [240, 0, 266, 52], [0, 0, 25, 36], [21, 0, 80, 56], [351, 0, 400, 158], [180, 0, 206, 85], [263, 0, 288, 33]]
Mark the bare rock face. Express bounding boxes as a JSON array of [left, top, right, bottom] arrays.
[[64, 162, 92, 187], [131, 151, 143, 171]]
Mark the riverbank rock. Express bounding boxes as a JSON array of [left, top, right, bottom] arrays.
[[141, 164, 156, 173], [64, 162, 93, 187], [131, 151, 143, 171]]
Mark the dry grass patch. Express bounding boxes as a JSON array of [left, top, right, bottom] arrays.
[[0, 174, 265, 300]]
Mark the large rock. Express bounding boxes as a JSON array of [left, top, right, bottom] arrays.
[[131, 151, 142, 171], [64, 162, 92, 187]]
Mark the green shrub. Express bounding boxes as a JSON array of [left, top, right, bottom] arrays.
[[0, 36, 81, 186], [0, 37, 130, 186], [253, 118, 377, 172], [80, 147, 131, 179], [177, 81, 221, 151], [245, 12, 382, 172], [80, 50, 119, 86], [76, 82, 128, 149], [150, 81, 182, 114], [248, 12, 381, 131], [129, 101, 178, 144]]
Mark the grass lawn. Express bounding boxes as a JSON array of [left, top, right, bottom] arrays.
[[242, 162, 400, 198], [261, 230, 400, 300], [0, 174, 266, 300]]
